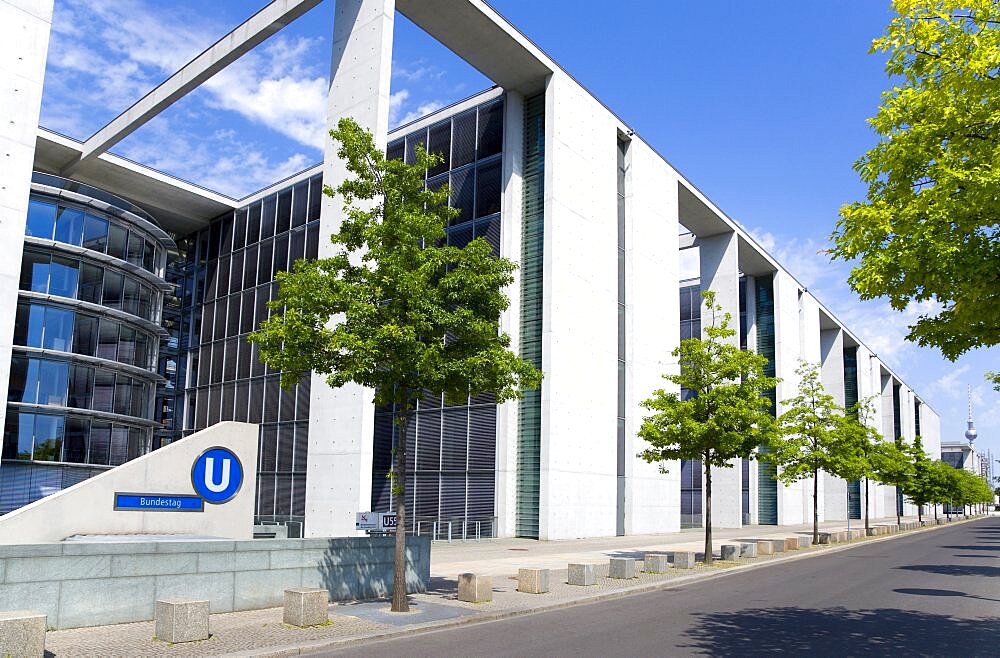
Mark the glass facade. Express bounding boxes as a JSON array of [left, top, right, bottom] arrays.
[[373, 97, 505, 539], [173, 174, 322, 535], [843, 346, 862, 519], [2, 175, 170, 513], [755, 274, 778, 525]]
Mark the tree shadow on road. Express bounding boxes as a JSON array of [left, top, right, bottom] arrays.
[[679, 606, 999, 655], [941, 545, 1000, 551], [897, 564, 1000, 577]]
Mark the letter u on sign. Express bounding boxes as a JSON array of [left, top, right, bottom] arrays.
[[192, 447, 244, 504]]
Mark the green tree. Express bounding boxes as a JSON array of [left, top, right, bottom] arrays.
[[831, 0, 1000, 360], [762, 361, 853, 543], [837, 397, 886, 532], [638, 291, 779, 564], [869, 438, 915, 526], [250, 118, 542, 612], [903, 436, 934, 522]]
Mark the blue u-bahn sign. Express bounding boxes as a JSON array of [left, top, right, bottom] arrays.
[[191, 446, 244, 504], [115, 445, 245, 512]]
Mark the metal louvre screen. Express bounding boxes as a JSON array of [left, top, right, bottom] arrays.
[[517, 93, 545, 539], [372, 97, 505, 538], [755, 274, 778, 525], [843, 346, 861, 519]]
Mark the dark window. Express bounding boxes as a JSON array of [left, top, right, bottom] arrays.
[[477, 102, 503, 158], [450, 168, 474, 225], [243, 245, 258, 290], [126, 233, 144, 267], [219, 215, 234, 256], [102, 270, 124, 310], [20, 251, 48, 292], [291, 181, 308, 228], [68, 364, 94, 408], [427, 122, 451, 177], [273, 234, 289, 276], [261, 195, 276, 239], [122, 277, 140, 316], [277, 189, 292, 234], [452, 110, 477, 168], [386, 140, 404, 162], [107, 224, 128, 261], [405, 130, 424, 165], [308, 176, 323, 221], [306, 223, 319, 260], [42, 305, 74, 352], [89, 422, 111, 464], [79, 263, 104, 304], [247, 202, 262, 245], [289, 228, 305, 266], [475, 160, 502, 217], [230, 250, 244, 294], [82, 214, 108, 252], [233, 209, 247, 251], [258, 240, 273, 286], [97, 318, 118, 361]]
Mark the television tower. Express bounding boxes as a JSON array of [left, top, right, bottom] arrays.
[[965, 385, 978, 445]]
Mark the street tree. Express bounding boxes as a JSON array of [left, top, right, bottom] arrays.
[[763, 361, 853, 544], [831, 0, 1000, 362], [837, 397, 886, 532], [870, 438, 915, 526], [638, 291, 779, 564], [903, 436, 934, 522], [250, 118, 542, 612]]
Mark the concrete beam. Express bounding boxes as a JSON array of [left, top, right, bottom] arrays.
[[63, 0, 322, 174]]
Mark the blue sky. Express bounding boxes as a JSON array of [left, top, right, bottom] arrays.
[[39, 0, 999, 464]]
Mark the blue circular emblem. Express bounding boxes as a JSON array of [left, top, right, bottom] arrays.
[[191, 447, 243, 504]]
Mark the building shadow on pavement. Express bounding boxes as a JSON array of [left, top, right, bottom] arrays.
[[679, 606, 1000, 655], [896, 564, 1000, 577]]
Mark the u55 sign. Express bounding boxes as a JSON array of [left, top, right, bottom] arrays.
[[356, 511, 397, 530]]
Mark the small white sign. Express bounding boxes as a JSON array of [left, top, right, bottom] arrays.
[[379, 512, 398, 530], [356, 512, 377, 530]]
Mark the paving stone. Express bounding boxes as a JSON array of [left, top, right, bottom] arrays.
[[567, 564, 595, 586], [517, 568, 549, 594], [609, 558, 636, 579], [457, 573, 491, 603], [154, 599, 208, 643], [0, 610, 46, 658], [643, 554, 670, 573], [282, 588, 328, 627]]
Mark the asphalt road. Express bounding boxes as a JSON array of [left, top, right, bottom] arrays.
[[318, 517, 1000, 657]]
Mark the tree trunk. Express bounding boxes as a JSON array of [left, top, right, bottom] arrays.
[[704, 459, 713, 565], [934, 504, 937, 521], [918, 504, 922, 524], [864, 478, 870, 531], [896, 486, 901, 526], [391, 400, 410, 613], [812, 467, 819, 544]]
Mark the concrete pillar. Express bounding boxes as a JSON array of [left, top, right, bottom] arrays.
[[305, 0, 395, 538], [698, 232, 741, 528], [773, 270, 804, 525], [820, 328, 847, 521], [0, 0, 54, 454]]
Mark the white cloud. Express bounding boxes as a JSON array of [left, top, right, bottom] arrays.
[[397, 100, 445, 127]]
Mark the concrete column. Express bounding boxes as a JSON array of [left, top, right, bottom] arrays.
[[0, 0, 54, 446], [773, 270, 804, 525], [305, 0, 395, 538], [495, 91, 525, 539], [698, 232, 741, 528], [820, 328, 847, 520]]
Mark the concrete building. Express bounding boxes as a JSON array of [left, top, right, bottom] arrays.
[[1, 0, 940, 540]]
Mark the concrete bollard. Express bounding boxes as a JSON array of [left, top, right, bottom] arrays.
[[644, 554, 671, 573], [720, 545, 740, 561], [283, 588, 328, 627], [609, 557, 637, 579], [517, 568, 550, 594], [673, 551, 697, 569], [458, 573, 492, 603], [784, 537, 798, 551], [568, 563, 596, 586], [756, 540, 774, 555], [866, 527, 878, 536], [772, 539, 786, 553], [155, 599, 209, 643], [0, 610, 46, 658], [740, 542, 758, 558], [797, 536, 812, 549], [851, 529, 864, 540]]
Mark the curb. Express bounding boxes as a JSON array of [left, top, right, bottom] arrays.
[[223, 515, 990, 657]]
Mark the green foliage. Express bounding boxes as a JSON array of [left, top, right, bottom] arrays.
[[765, 361, 850, 483], [249, 118, 541, 612], [834, 397, 885, 483], [251, 118, 541, 404], [830, 0, 1000, 359], [638, 291, 779, 469], [638, 291, 779, 563], [903, 436, 935, 509]]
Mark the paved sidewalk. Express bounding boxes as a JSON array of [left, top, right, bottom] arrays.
[[42, 514, 980, 657]]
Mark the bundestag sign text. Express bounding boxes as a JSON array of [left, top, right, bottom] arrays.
[[114, 446, 244, 512]]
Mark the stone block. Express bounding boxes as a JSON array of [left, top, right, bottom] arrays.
[[457, 573, 491, 603], [111, 553, 197, 577], [740, 542, 757, 558], [817, 533, 831, 545], [5, 555, 109, 583], [197, 550, 269, 574], [771, 540, 785, 553], [154, 599, 209, 643], [517, 568, 549, 594], [155, 572, 235, 614], [797, 536, 812, 549], [866, 528, 878, 536], [0, 610, 46, 658], [672, 552, 696, 569], [784, 537, 798, 551], [850, 529, 863, 539], [568, 563, 596, 586], [756, 541, 774, 555], [59, 576, 155, 629], [609, 557, 637, 578], [720, 545, 740, 561], [233, 568, 301, 611], [283, 588, 328, 626], [643, 554, 671, 573], [0, 583, 60, 629]]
